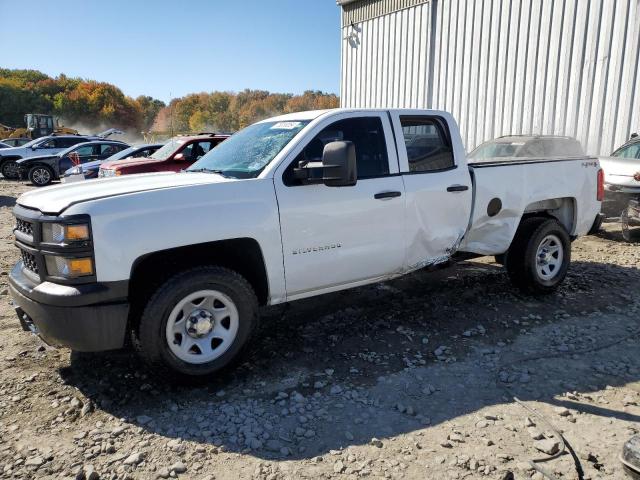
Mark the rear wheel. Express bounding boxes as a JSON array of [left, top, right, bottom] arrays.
[[29, 165, 54, 186], [1, 160, 19, 179], [134, 266, 258, 379], [506, 217, 571, 294]]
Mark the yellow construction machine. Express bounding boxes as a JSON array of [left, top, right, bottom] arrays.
[[0, 114, 79, 140]]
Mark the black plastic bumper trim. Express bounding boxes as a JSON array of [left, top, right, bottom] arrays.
[[10, 282, 128, 352]]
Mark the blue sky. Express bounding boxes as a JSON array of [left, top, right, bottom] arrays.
[[0, 0, 341, 103]]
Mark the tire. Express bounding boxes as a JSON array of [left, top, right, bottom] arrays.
[[134, 266, 258, 379], [1, 160, 19, 180], [28, 165, 54, 186], [506, 217, 571, 294]]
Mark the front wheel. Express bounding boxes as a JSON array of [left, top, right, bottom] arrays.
[[1, 160, 19, 180], [134, 266, 258, 379], [28, 165, 54, 186], [506, 217, 571, 294]]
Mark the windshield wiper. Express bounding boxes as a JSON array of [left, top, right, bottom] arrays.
[[187, 167, 231, 178]]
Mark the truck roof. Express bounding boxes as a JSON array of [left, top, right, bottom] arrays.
[[264, 108, 453, 123]]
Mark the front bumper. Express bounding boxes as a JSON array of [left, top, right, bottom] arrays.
[[9, 262, 129, 351]]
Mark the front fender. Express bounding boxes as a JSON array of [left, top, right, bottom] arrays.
[[61, 179, 288, 304]]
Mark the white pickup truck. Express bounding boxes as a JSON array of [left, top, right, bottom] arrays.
[[9, 109, 604, 378]]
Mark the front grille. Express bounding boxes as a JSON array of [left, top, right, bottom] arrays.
[[16, 218, 33, 238], [20, 249, 38, 274]]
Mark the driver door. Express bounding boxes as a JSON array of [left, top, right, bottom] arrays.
[[274, 112, 406, 300]]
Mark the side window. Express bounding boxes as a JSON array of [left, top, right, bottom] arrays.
[[141, 147, 158, 157], [100, 144, 120, 156], [75, 145, 95, 157], [179, 143, 194, 160], [613, 143, 640, 159], [193, 141, 213, 160], [39, 139, 56, 149], [284, 116, 389, 185], [400, 117, 454, 172]]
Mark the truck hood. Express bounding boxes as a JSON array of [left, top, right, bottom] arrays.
[[18, 171, 235, 215], [101, 157, 161, 170]]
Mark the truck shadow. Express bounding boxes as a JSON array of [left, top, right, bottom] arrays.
[[0, 195, 16, 208], [61, 258, 640, 461]]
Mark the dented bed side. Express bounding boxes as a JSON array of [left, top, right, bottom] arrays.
[[460, 157, 601, 256]]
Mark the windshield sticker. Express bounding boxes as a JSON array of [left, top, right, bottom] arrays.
[[271, 122, 302, 130]]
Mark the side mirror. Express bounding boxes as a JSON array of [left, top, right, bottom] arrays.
[[293, 141, 357, 187], [174, 153, 185, 161], [322, 141, 357, 187]]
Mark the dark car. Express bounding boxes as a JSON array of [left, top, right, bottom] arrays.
[[0, 135, 97, 179], [99, 134, 229, 177], [0, 138, 31, 148], [468, 135, 585, 161], [18, 140, 130, 186], [62, 143, 163, 182]]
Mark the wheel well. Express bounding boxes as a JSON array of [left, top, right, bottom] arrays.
[[522, 197, 576, 234], [129, 238, 270, 314], [0, 156, 22, 164]]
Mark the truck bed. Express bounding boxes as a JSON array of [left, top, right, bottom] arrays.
[[461, 156, 601, 256]]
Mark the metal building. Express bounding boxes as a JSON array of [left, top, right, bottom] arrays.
[[338, 0, 640, 156]]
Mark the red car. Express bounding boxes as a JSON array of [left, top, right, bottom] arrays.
[[98, 134, 229, 178]]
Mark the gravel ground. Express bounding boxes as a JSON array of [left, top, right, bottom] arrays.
[[0, 181, 639, 480]]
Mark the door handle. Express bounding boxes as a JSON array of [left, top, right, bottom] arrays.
[[447, 184, 469, 192], [374, 191, 402, 199]]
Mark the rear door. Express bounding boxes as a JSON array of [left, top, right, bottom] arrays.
[[274, 112, 406, 299], [389, 113, 472, 270]]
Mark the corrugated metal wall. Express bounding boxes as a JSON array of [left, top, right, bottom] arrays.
[[340, 0, 640, 156]]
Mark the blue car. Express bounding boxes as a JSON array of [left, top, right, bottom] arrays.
[[17, 140, 130, 186], [62, 143, 163, 183]]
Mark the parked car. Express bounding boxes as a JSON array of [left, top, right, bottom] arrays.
[[597, 135, 640, 217], [0, 141, 10, 149], [468, 135, 585, 160], [8, 108, 603, 379], [62, 143, 163, 183], [0, 138, 31, 148], [599, 135, 640, 195], [0, 135, 97, 179], [17, 140, 130, 186], [98, 134, 229, 177]]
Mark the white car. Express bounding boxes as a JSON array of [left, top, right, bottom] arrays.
[[599, 137, 640, 195], [9, 108, 603, 378]]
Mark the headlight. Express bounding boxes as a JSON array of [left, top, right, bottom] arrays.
[[99, 169, 119, 178], [44, 256, 94, 278], [42, 223, 91, 243]]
